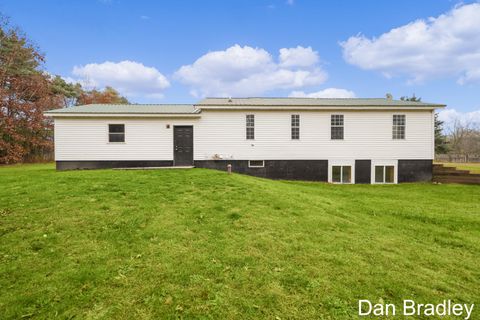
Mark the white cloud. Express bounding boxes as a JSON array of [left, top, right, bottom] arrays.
[[71, 60, 170, 98], [279, 46, 319, 67], [174, 44, 327, 97], [341, 3, 480, 84], [289, 88, 356, 98], [438, 108, 480, 132]]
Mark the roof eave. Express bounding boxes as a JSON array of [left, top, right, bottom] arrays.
[[44, 113, 202, 118], [195, 105, 445, 110]]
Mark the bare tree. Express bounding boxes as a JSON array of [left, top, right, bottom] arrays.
[[448, 119, 480, 162]]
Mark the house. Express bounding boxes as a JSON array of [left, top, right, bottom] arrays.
[[44, 97, 445, 184]]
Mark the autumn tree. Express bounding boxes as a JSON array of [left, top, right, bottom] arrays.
[[0, 17, 62, 163], [50, 77, 130, 107], [77, 86, 129, 105]]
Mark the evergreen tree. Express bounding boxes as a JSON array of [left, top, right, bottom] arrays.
[[434, 113, 449, 154]]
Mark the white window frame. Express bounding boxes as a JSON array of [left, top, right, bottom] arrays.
[[329, 160, 355, 184], [248, 160, 264, 168], [331, 114, 344, 140], [371, 160, 398, 184], [291, 114, 300, 140], [374, 165, 395, 184], [107, 123, 126, 144], [393, 114, 406, 140], [246, 114, 255, 140]]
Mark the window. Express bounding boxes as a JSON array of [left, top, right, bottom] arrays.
[[248, 160, 264, 168], [108, 124, 125, 143], [246, 114, 255, 140], [393, 115, 406, 139], [291, 114, 300, 140], [331, 114, 344, 140], [332, 165, 351, 183], [375, 165, 395, 183]]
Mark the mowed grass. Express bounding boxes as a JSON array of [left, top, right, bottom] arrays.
[[0, 164, 479, 319], [437, 162, 480, 174]]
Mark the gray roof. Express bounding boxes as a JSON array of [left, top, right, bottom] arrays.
[[197, 97, 445, 107], [45, 104, 200, 114], [45, 98, 445, 116]]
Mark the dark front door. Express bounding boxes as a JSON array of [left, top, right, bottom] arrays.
[[173, 126, 193, 166]]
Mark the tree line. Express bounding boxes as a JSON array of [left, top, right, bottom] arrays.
[[0, 17, 128, 164], [1, 16, 478, 165], [401, 95, 479, 161]]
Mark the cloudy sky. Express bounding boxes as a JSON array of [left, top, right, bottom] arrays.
[[2, 0, 480, 126]]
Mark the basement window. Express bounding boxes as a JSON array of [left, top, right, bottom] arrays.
[[375, 165, 395, 183], [248, 160, 264, 168], [332, 165, 351, 183], [108, 124, 125, 143]]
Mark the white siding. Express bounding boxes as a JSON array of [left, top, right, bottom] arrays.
[[54, 109, 434, 161], [194, 110, 434, 160], [54, 118, 197, 161]]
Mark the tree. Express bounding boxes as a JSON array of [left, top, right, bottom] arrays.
[[0, 17, 62, 164], [434, 113, 449, 154], [400, 94, 421, 102], [50, 75, 82, 107], [50, 77, 130, 106], [448, 120, 480, 160], [0, 15, 131, 164], [77, 86, 129, 105]]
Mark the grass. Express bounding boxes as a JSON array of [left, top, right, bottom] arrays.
[[0, 164, 479, 319], [436, 162, 480, 174]]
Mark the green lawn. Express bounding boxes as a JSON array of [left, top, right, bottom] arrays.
[[1, 164, 479, 319], [437, 162, 480, 174]]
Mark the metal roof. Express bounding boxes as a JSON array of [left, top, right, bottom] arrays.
[[197, 97, 445, 107], [45, 104, 200, 114], [45, 98, 445, 117]]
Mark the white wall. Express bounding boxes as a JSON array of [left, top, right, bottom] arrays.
[[54, 118, 197, 161], [194, 110, 434, 160], [54, 109, 434, 161]]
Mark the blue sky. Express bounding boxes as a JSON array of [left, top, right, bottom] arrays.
[[1, 0, 480, 124]]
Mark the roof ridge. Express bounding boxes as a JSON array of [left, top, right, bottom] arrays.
[[202, 97, 389, 100], [81, 103, 195, 106]]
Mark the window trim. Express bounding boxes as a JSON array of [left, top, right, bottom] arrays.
[[331, 114, 344, 140], [291, 114, 300, 140], [108, 123, 126, 144], [248, 160, 265, 168], [374, 165, 395, 184], [246, 114, 255, 140], [392, 114, 406, 140], [330, 164, 354, 184], [371, 160, 398, 184]]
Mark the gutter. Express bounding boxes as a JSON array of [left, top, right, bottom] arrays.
[[194, 105, 446, 111], [44, 113, 202, 118]]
